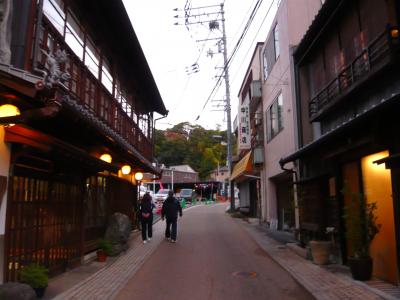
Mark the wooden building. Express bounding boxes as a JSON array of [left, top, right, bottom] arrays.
[[280, 0, 400, 284], [0, 0, 167, 282]]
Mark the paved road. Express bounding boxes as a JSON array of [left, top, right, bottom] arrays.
[[115, 204, 314, 300]]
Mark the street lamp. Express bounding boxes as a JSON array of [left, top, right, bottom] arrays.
[[171, 168, 174, 191], [135, 171, 144, 200]]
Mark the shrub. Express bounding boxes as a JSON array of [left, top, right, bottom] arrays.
[[97, 238, 113, 255], [343, 192, 381, 258], [20, 263, 48, 288]]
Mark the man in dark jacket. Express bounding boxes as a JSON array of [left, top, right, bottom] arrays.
[[139, 192, 155, 244], [161, 190, 183, 243]]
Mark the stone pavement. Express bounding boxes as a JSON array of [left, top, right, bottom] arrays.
[[51, 220, 166, 300], [237, 218, 399, 300], [47, 204, 399, 300]]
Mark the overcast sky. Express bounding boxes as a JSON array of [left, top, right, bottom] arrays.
[[123, 0, 277, 130]]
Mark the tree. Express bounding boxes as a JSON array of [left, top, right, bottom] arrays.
[[154, 123, 227, 180]]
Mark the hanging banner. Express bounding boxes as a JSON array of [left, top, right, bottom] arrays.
[[239, 103, 251, 149]]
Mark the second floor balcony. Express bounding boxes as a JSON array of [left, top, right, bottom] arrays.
[[26, 0, 167, 162], [309, 27, 398, 121]]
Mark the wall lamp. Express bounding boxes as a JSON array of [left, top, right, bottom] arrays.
[[100, 153, 112, 163], [0, 104, 20, 126]]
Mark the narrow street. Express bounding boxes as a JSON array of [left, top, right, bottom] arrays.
[[115, 204, 314, 300]]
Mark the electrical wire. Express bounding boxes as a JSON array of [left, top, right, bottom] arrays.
[[195, 0, 266, 121], [170, 2, 224, 120], [230, 0, 277, 85], [213, 0, 259, 68]]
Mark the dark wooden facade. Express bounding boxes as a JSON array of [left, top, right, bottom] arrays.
[[0, 0, 166, 281], [280, 0, 400, 283]]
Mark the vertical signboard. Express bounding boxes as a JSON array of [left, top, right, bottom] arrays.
[[239, 103, 251, 149]]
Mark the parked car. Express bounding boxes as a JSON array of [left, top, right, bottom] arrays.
[[154, 189, 171, 203], [139, 186, 147, 199], [178, 189, 194, 203]]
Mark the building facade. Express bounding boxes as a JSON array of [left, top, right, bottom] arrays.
[[280, 0, 400, 284], [260, 0, 321, 230], [0, 0, 166, 282], [231, 43, 263, 218], [162, 165, 199, 187]]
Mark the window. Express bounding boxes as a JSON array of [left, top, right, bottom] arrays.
[[85, 38, 100, 78], [263, 24, 278, 80], [101, 59, 114, 94], [263, 48, 269, 80], [139, 114, 150, 138], [65, 12, 84, 60], [43, 0, 65, 35], [266, 92, 284, 141], [273, 24, 280, 60]]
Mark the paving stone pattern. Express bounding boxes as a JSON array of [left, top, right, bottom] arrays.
[[240, 221, 384, 300], [53, 221, 165, 300], [52, 207, 393, 300]]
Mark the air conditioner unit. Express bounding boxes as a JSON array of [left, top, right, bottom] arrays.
[[253, 147, 264, 165], [250, 80, 262, 99]]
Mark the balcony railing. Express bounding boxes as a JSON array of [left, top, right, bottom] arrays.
[[309, 29, 393, 120], [35, 18, 152, 160]]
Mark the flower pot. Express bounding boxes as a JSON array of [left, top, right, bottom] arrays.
[[97, 250, 107, 262], [310, 240, 331, 265], [33, 286, 47, 298], [348, 256, 373, 281]]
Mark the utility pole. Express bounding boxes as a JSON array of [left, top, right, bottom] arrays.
[[220, 4, 235, 211], [174, 3, 235, 211]]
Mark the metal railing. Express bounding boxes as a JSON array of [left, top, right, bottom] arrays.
[[35, 18, 153, 160], [309, 30, 392, 119]]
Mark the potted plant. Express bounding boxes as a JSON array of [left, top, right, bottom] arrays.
[[343, 192, 381, 281], [309, 227, 332, 265], [96, 238, 112, 262], [20, 263, 49, 298]]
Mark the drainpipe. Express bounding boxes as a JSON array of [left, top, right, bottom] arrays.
[[152, 112, 168, 160], [279, 159, 300, 235]]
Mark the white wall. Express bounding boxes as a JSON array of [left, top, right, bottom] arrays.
[[261, 0, 322, 224], [0, 127, 10, 233], [0, 127, 11, 283]]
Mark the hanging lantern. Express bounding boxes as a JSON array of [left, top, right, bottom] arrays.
[[121, 165, 131, 175], [100, 153, 112, 163], [134, 172, 143, 181], [0, 104, 20, 126]]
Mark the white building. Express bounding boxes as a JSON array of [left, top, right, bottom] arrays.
[[260, 0, 322, 230]]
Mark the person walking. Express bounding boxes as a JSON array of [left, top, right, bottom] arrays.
[[140, 191, 154, 244], [161, 190, 182, 243]]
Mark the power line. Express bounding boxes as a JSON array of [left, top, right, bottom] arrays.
[[195, 0, 265, 121], [230, 0, 277, 85], [169, 4, 223, 119], [213, 0, 259, 68]]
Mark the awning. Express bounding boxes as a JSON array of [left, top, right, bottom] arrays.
[[230, 151, 253, 181]]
